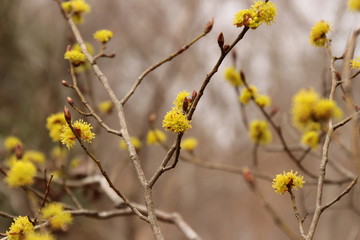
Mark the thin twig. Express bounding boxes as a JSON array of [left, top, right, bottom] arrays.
[[121, 29, 210, 105], [320, 177, 358, 212], [288, 190, 306, 239]]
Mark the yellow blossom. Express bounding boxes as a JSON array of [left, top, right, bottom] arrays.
[[5, 161, 37, 188], [25, 232, 55, 240], [147, 129, 167, 144], [251, 0, 277, 25], [62, 0, 90, 13], [233, 0, 277, 29], [350, 56, 360, 69], [72, 42, 94, 55], [98, 101, 113, 114], [46, 113, 67, 142], [301, 131, 319, 149], [41, 202, 73, 230], [162, 108, 192, 133], [223, 66, 243, 87], [64, 50, 86, 66], [50, 146, 68, 159], [70, 157, 81, 168], [272, 170, 305, 194], [23, 151, 45, 164], [309, 21, 331, 47], [348, 0, 360, 11], [6, 216, 34, 240], [93, 29, 114, 43], [249, 120, 271, 144], [239, 85, 258, 104], [4, 136, 22, 151], [60, 119, 95, 149], [181, 138, 198, 151], [255, 94, 271, 107], [313, 99, 342, 121], [233, 9, 260, 29], [173, 90, 191, 111], [119, 137, 142, 150], [291, 88, 319, 130]]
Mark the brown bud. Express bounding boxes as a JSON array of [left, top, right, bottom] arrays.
[[66, 45, 72, 52], [335, 72, 341, 81], [232, 50, 237, 64], [64, 106, 72, 124], [355, 106, 360, 112], [183, 97, 189, 113], [191, 90, 197, 101], [204, 18, 214, 34], [14, 144, 23, 160], [223, 44, 230, 53], [270, 106, 279, 117], [240, 70, 246, 83], [61, 80, 71, 88], [148, 113, 157, 123], [67, 97, 74, 107], [217, 32, 224, 49], [242, 167, 254, 187]]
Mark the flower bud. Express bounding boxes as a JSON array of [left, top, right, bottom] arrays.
[[270, 106, 279, 117], [61, 80, 71, 88], [217, 32, 224, 49], [240, 70, 246, 83], [191, 90, 197, 101], [204, 18, 214, 34], [335, 72, 341, 81], [67, 97, 74, 107], [64, 106, 72, 124], [183, 97, 189, 113], [232, 50, 237, 64], [148, 113, 157, 123], [14, 144, 23, 160], [242, 167, 254, 187]]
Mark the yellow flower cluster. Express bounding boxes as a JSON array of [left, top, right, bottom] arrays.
[[60, 119, 95, 149], [162, 91, 192, 133], [6, 216, 34, 240], [62, 0, 91, 24], [223, 66, 243, 87], [181, 138, 198, 151], [233, 0, 277, 29], [23, 150, 45, 164], [292, 88, 342, 130], [351, 56, 360, 69], [301, 130, 319, 149], [4, 136, 22, 151], [173, 90, 191, 111], [51, 146, 68, 159], [272, 170, 305, 194], [5, 161, 37, 188], [309, 21, 331, 47], [147, 129, 167, 144], [249, 120, 272, 144], [98, 100, 113, 114], [239, 85, 271, 107], [348, 0, 360, 11], [41, 202, 73, 230], [93, 29, 114, 43], [72, 42, 94, 55], [64, 49, 87, 66], [25, 232, 55, 240], [120, 137, 142, 151], [46, 112, 67, 142], [163, 109, 192, 133]]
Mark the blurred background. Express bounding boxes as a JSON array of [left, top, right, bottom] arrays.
[[1, 0, 360, 239]]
